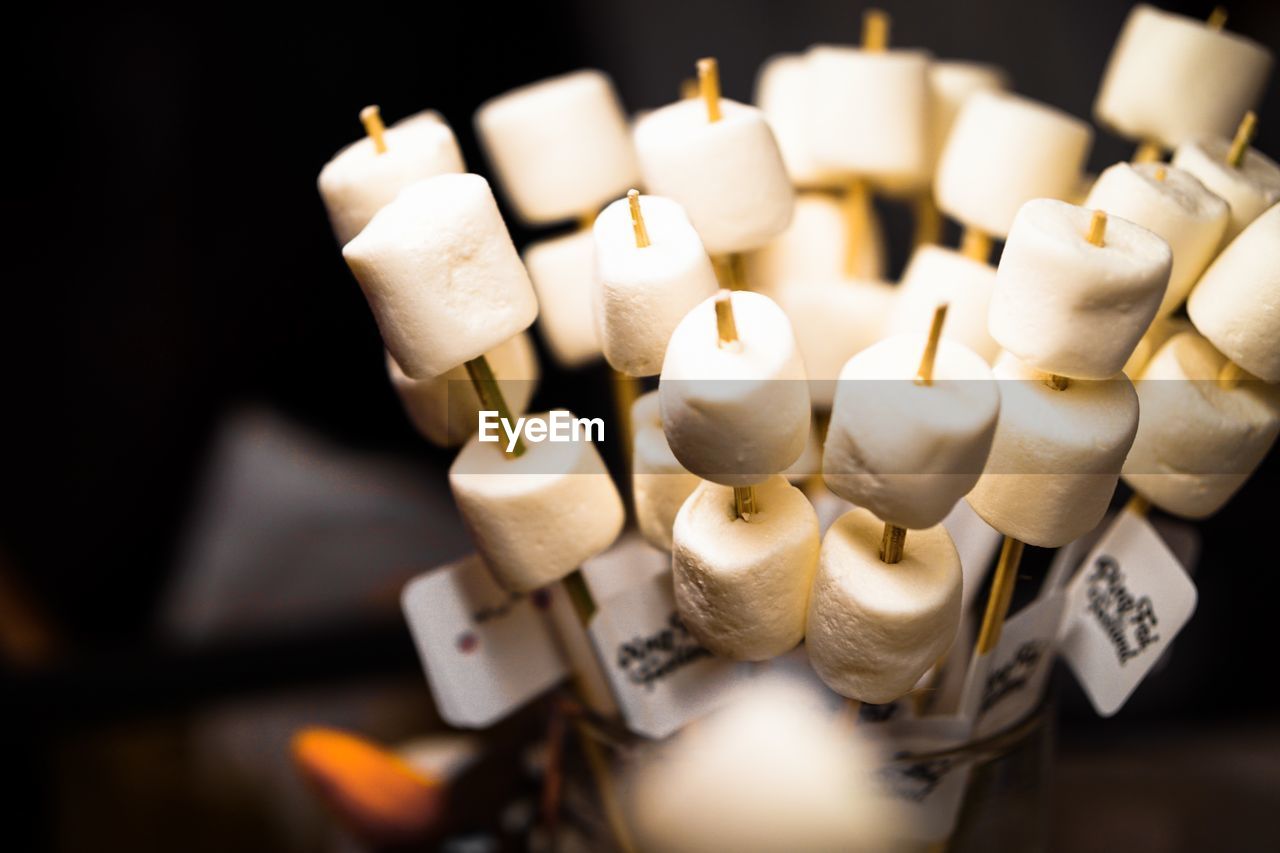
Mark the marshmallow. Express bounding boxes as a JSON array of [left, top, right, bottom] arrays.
[[522, 230, 601, 368], [672, 476, 819, 660], [449, 411, 625, 592], [1124, 315, 1193, 378], [806, 46, 931, 187], [754, 54, 844, 189], [632, 391, 701, 551], [1186, 203, 1280, 380], [343, 174, 538, 379], [778, 279, 896, 409], [474, 70, 640, 224], [634, 98, 795, 253], [926, 61, 1010, 177], [317, 110, 466, 245], [660, 291, 811, 486], [1085, 162, 1229, 316], [887, 245, 1000, 363], [593, 194, 720, 376], [744, 193, 886, 295], [1123, 331, 1280, 519], [935, 91, 1093, 237], [1173, 138, 1280, 242], [823, 336, 1000, 530], [966, 353, 1139, 548], [1094, 5, 1272, 150], [806, 508, 963, 703], [990, 199, 1171, 379], [387, 332, 539, 447]]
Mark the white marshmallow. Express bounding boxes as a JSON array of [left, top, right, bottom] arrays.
[[926, 61, 1010, 177], [343, 174, 538, 378], [935, 91, 1093, 237], [627, 681, 900, 853], [1085, 162, 1229, 316], [631, 391, 700, 551], [672, 476, 819, 660], [523, 230, 601, 368], [387, 333, 539, 447], [317, 110, 466, 245], [474, 70, 640, 224], [754, 54, 844, 189], [887, 245, 1000, 363], [593, 194, 720, 376], [990, 199, 1171, 379], [1094, 4, 1272, 150], [806, 508, 963, 704], [660, 291, 811, 486], [966, 353, 1139, 548], [806, 46, 931, 187], [823, 336, 1000, 530], [1186, 203, 1280, 380], [449, 411, 625, 592], [777, 278, 896, 409], [1123, 331, 1280, 519], [634, 98, 795, 253], [1173, 138, 1280, 242], [1124, 314, 1193, 378], [744, 193, 886, 295]]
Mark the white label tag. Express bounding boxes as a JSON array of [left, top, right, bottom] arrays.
[[864, 716, 974, 843], [945, 500, 1003, 611], [589, 571, 752, 739], [402, 555, 568, 729], [1061, 510, 1198, 717], [972, 592, 1066, 739]]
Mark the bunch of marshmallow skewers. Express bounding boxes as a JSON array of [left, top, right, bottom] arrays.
[[315, 3, 1280, 848]]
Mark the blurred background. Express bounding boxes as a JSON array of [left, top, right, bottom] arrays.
[[6, 0, 1280, 849]]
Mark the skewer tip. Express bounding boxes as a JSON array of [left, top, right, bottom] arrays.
[[360, 105, 388, 154]]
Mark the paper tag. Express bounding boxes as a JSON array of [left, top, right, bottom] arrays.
[[402, 555, 568, 728], [580, 532, 670, 601], [1061, 510, 1198, 717], [971, 592, 1066, 739], [944, 500, 1003, 611], [589, 571, 752, 739], [864, 716, 974, 843]]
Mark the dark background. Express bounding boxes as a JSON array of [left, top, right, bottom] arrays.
[[5, 1, 1280, 850]]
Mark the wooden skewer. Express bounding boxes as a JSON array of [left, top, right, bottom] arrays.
[[713, 290, 757, 520], [1227, 111, 1257, 169], [1125, 492, 1151, 518], [578, 211, 596, 232], [697, 57, 722, 123], [960, 227, 992, 263], [913, 193, 943, 248], [863, 8, 890, 51], [1207, 6, 1228, 30], [1045, 373, 1071, 391], [1086, 209, 1108, 247], [1154, 166, 1168, 182], [880, 524, 907, 564], [1218, 359, 1250, 389], [360, 105, 388, 154], [843, 180, 872, 277], [976, 536, 1026, 654], [464, 355, 525, 457], [1132, 141, 1163, 164], [627, 189, 651, 248]]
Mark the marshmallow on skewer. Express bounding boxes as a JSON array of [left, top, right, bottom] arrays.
[[925, 61, 1010, 178], [672, 476, 819, 661], [744, 193, 887, 294], [990, 199, 1171, 380], [475, 70, 640, 225], [1173, 129, 1280, 242], [387, 332, 539, 447], [935, 91, 1093, 238], [318, 108, 466, 245], [1124, 315, 1193, 378], [777, 279, 896, 410], [754, 54, 844, 189], [1186, 203, 1280, 381], [823, 334, 1000, 530], [343, 174, 538, 379], [659, 291, 811, 486], [1094, 5, 1272, 150], [806, 507, 963, 703], [887, 245, 1000, 363], [631, 391, 700, 552], [1084, 162, 1228, 316], [593, 192, 719, 377], [633, 59, 795, 254], [523, 230, 602, 368], [1123, 330, 1280, 519], [449, 410, 625, 593], [966, 353, 1139, 548]]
